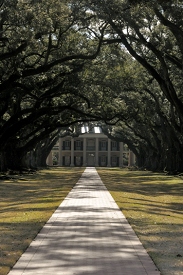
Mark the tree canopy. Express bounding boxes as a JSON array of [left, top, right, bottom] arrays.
[[0, 0, 183, 172], [0, 0, 112, 170], [78, 0, 183, 172]]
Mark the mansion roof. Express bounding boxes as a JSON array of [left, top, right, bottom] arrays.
[[81, 125, 102, 134]]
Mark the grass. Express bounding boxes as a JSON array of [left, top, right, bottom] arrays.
[[97, 168, 183, 275], [1, 167, 183, 275], [0, 167, 84, 275]]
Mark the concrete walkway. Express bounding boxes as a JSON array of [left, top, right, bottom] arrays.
[[8, 167, 160, 275]]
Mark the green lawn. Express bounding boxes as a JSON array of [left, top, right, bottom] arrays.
[[1, 167, 183, 275], [97, 168, 183, 275], [0, 167, 84, 275]]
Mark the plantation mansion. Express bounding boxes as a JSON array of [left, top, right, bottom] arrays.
[[47, 125, 136, 167]]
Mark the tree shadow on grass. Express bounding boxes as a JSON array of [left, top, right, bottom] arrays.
[[97, 168, 183, 275], [0, 168, 84, 275]]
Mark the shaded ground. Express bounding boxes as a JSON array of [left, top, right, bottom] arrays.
[[1, 167, 183, 275], [0, 167, 84, 275], [97, 168, 183, 275]]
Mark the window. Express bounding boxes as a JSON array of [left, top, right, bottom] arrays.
[[112, 141, 117, 151], [87, 139, 95, 150], [112, 155, 117, 166], [101, 141, 106, 147], [100, 155, 106, 166], [101, 140, 106, 151], [65, 140, 70, 150], [101, 156, 106, 162], [76, 140, 81, 147], [65, 156, 70, 165], [112, 141, 116, 147], [112, 156, 116, 161], [75, 156, 81, 166], [76, 140, 81, 150]]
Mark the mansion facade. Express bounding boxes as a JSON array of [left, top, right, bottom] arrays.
[[47, 126, 136, 167]]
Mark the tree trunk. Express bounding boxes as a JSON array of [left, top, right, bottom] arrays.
[[1, 147, 24, 171]]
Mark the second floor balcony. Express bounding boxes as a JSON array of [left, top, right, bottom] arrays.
[[86, 146, 95, 151]]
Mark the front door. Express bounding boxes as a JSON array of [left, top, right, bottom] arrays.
[[87, 153, 95, 166]]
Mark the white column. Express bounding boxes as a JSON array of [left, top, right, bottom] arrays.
[[70, 138, 74, 166], [107, 138, 111, 167], [46, 151, 53, 166], [119, 142, 123, 167], [128, 150, 135, 166], [95, 137, 99, 166], [83, 138, 87, 166], [58, 138, 63, 166]]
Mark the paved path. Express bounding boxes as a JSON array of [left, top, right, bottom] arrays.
[[8, 167, 160, 275]]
